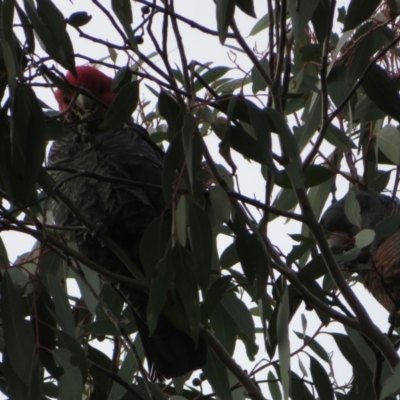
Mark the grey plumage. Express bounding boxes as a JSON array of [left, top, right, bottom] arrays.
[[48, 122, 207, 380], [321, 191, 400, 311]]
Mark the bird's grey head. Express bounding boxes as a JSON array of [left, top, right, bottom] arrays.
[[321, 191, 398, 237]]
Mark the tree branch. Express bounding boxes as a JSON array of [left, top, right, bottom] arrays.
[[200, 327, 266, 400]]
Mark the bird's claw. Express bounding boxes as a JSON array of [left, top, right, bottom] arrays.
[[91, 222, 110, 239]]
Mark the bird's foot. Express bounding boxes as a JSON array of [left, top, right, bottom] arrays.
[[91, 222, 110, 240]]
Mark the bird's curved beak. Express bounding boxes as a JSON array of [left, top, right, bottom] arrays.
[[75, 93, 96, 112], [327, 232, 355, 250]]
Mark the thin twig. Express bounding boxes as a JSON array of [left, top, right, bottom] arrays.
[[133, 0, 236, 38]]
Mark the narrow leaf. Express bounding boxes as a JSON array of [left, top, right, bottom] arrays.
[[277, 288, 290, 400], [202, 348, 232, 400], [100, 80, 140, 130], [45, 272, 76, 338], [1, 272, 36, 384], [310, 356, 334, 400]]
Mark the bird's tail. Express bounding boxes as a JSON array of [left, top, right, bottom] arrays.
[[133, 311, 207, 381], [120, 286, 207, 381]]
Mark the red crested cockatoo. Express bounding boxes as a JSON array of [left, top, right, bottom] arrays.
[[48, 66, 207, 380]]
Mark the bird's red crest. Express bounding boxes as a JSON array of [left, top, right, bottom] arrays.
[[55, 66, 116, 114]]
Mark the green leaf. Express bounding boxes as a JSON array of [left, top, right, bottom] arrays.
[[249, 12, 270, 36], [87, 345, 113, 399], [269, 188, 298, 222], [52, 348, 83, 400], [147, 255, 174, 335], [287, 242, 315, 265], [374, 215, 400, 243], [71, 264, 100, 314], [162, 132, 184, 201], [348, 27, 380, 86], [1, 272, 36, 384], [200, 276, 232, 323], [220, 242, 239, 268], [246, 100, 278, 173], [8, 84, 46, 204], [214, 94, 251, 123], [372, 169, 392, 193], [1, 0, 20, 90], [334, 247, 361, 263], [3, 351, 31, 400], [26, 0, 75, 73], [83, 320, 119, 336], [213, 122, 274, 165], [380, 361, 400, 400], [277, 288, 290, 400], [202, 347, 232, 400], [140, 214, 171, 278], [330, 333, 372, 381], [56, 330, 88, 384], [45, 271, 76, 338], [221, 292, 256, 343], [362, 65, 400, 123], [265, 107, 300, 160], [294, 95, 321, 152], [209, 185, 231, 222], [344, 326, 375, 374], [289, 0, 319, 42], [325, 124, 353, 151], [311, 0, 330, 44], [251, 58, 269, 93], [175, 195, 187, 246], [268, 370, 282, 400], [274, 165, 335, 189], [344, 0, 381, 31], [376, 124, 400, 165], [158, 90, 184, 140], [0, 39, 17, 95], [108, 337, 145, 400], [299, 44, 322, 62], [31, 288, 57, 355], [193, 66, 230, 93], [344, 190, 361, 228], [99, 80, 140, 130], [266, 304, 279, 358], [354, 229, 375, 248], [327, 62, 353, 108], [174, 245, 200, 341], [210, 304, 237, 356], [235, 230, 269, 288], [111, 0, 137, 52], [111, 65, 133, 93], [294, 332, 330, 362], [0, 236, 9, 268], [236, 0, 256, 17], [290, 370, 314, 400], [187, 198, 213, 289], [182, 113, 195, 190], [216, 0, 236, 44], [310, 356, 334, 400]]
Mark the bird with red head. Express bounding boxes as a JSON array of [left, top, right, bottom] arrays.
[[55, 66, 116, 115], [48, 66, 207, 381]]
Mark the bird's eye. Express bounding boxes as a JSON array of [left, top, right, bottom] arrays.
[[98, 85, 106, 95], [62, 96, 71, 104]]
